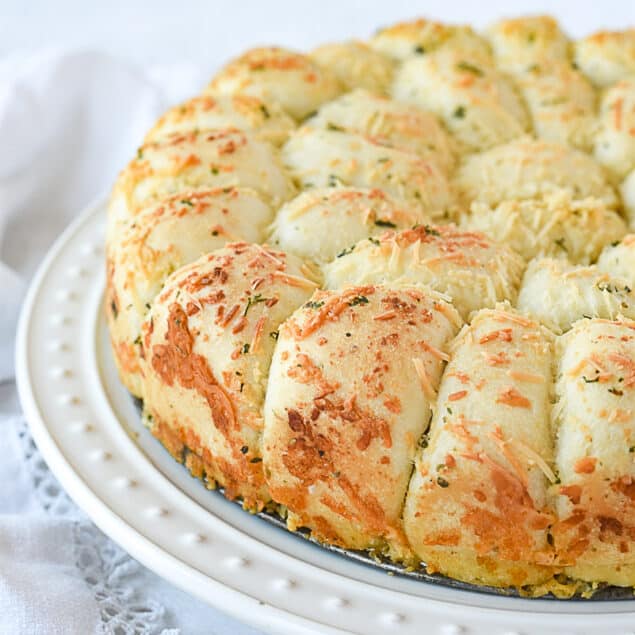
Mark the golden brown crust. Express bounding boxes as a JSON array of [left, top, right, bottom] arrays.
[[263, 285, 461, 560]]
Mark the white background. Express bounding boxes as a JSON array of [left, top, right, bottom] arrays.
[[2, 0, 635, 70]]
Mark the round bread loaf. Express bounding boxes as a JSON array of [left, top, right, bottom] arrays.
[[103, 14, 635, 594]]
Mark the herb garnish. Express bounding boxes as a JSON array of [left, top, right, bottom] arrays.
[[348, 295, 369, 307], [456, 61, 484, 76], [244, 293, 269, 316]]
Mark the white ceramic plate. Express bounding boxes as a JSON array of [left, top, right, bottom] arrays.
[[16, 200, 635, 635]]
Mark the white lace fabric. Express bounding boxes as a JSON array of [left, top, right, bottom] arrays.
[[17, 417, 168, 635]]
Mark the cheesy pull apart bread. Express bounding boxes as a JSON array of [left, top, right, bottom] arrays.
[[282, 127, 453, 219], [463, 192, 625, 264], [106, 187, 274, 397], [269, 187, 427, 264], [263, 285, 461, 560], [141, 243, 318, 509], [322, 225, 525, 320], [404, 306, 556, 587], [307, 89, 455, 174], [517, 258, 635, 334], [104, 14, 635, 594], [554, 319, 635, 585], [145, 94, 296, 146], [206, 47, 342, 120], [107, 129, 294, 240]]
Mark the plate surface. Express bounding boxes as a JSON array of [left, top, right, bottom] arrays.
[[16, 200, 635, 635]]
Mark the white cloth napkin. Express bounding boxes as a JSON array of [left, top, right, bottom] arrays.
[[0, 49, 262, 635]]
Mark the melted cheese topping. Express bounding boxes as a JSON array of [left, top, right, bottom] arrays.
[[263, 285, 460, 559], [463, 191, 626, 264], [106, 187, 273, 397], [142, 243, 315, 509], [404, 306, 555, 587], [323, 225, 525, 320]]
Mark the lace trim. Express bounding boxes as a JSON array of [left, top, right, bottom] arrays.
[[16, 417, 173, 635]]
